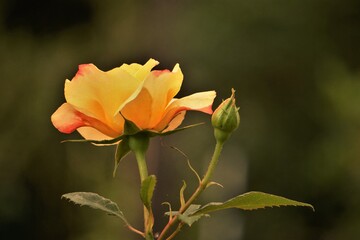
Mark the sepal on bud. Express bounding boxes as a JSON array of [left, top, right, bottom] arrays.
[[211, 89, 240, 142]]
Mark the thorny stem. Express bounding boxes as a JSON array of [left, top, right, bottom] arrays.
[[157, 140, 225, 240]]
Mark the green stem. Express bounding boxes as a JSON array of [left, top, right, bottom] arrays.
[[134, 149, 148, 182], [128, 134, 153, 239], [157, 140, 225, 240], [135, 148, 152, 238], [201, 140, 224, 186], [129, 134, 150, 182]]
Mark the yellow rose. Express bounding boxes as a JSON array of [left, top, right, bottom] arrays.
[[51, 59, 216, 141]]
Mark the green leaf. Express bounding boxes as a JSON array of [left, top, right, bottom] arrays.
[[113, 138, 130, 177], [62, 192, 128, 223], [178, 204, 209, 226], [165, 205, 209, 227], [192, 191, 314, 215], [140, 175, 157, 210]]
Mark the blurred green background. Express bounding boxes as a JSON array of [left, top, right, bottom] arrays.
[[1, 0, 360, 239]]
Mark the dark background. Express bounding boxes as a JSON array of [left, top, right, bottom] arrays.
[[1, 0, 360, 239]]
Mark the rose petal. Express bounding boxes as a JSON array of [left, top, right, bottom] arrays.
[[143, 64, 183, 127], [162, 111, 186, 132], [64, 59, 158, 132], [121, 88, 153, 129], [119, 58, 159, 81], [121, 63, 183, 129], [51, 103, 120, 138], [76, 126, 114, 141], [154, 91, 216, 131], [51, 103, 86, 134], [52, 59, 216, 140]]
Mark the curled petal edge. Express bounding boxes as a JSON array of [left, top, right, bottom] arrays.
[[154, 91, 216, 131], [51, 103, 119, 138]]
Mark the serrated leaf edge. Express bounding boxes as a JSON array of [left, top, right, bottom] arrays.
[[192, 191, 314, 216], [61, 192, 128, 223]]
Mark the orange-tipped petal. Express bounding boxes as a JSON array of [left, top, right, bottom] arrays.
[[154, 90, 216, 131], [51, 103, 86, 134], [51, 103, 120, 138]]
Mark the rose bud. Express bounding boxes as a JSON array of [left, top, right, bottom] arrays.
[[211, 89, 240, 142]]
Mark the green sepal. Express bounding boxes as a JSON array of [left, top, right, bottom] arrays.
[[62, 192, 128, 223], [192, 191, 314, 216], [113, 138, 130, 177], [140, 175, 157, 210], [121, 114, 141, 135], [147, 122, 205, 137], [61, 134, 125, 145], [61, 123, 204, 146], [211, 88, 240, 143]]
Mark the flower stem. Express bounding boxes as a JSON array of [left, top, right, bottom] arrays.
[[157, 139, 225, 240], [201, 139, 224, 187], [129, 134, 150, 182], [134, 149, 149, 182], [128, 134, 153, 239], [135, 150, 152, 240]]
